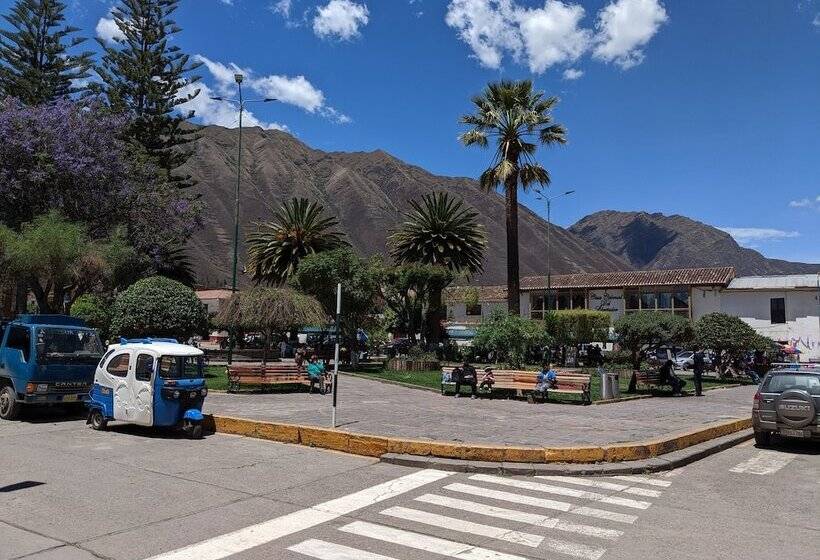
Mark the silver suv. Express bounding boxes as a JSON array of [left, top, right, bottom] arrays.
[[752, 367, 820, 446]]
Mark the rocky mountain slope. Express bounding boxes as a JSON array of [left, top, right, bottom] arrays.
[[184, 125, 631, 287], [570, 211, 820, 276]]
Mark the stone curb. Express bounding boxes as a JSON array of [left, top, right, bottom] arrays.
[[203, 413, 752, 465], [380, 429, 754, 475]]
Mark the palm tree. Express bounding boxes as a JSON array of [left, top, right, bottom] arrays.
[[246, 198, 348, 285], [389, 192, 486, 343], [460, 80, 567, 315]]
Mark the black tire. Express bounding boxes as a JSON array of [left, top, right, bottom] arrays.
[[190, 423, 203, 440], [89, 409, 107, 431], [754, 430, 771, 447], [0, 385, 21, 420]]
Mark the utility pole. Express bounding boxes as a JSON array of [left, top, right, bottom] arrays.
[[535, 189, 575, 312]]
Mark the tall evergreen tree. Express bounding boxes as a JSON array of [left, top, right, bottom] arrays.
[[97, 0, 201, 187], [0, 0, 93, 104]]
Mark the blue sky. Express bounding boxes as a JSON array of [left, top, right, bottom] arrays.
[[6, 0, 820, 262]]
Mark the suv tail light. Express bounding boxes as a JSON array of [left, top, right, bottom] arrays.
[[752, 390, 761, 410]]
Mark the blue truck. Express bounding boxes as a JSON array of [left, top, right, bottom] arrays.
[[0, 314, 104, 420]]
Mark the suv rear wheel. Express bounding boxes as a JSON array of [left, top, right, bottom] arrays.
[[754, 430, 772, 447], [0, 385, 21, 420]]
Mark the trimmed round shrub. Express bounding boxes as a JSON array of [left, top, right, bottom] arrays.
[[109, 276, 208, 341], [70, 294, 111, 339]]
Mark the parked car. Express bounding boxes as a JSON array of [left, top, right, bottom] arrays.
[[674, 350, 713, 370], [752, 367, 820, 446]]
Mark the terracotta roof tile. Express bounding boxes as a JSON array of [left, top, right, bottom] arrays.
[[520, 267, 735, 291]]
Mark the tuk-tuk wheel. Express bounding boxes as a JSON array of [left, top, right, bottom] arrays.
[[89, 409, 107, 431], [190, 423, 203, 440]]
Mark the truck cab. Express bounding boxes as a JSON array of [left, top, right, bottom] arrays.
[[0, 314, 104, 420]]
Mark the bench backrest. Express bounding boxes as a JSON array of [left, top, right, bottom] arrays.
[[635, 371, 661, 381], [228, 363, 304, 377]]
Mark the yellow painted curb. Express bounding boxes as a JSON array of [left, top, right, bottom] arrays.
[[205, 414, 752, 465]]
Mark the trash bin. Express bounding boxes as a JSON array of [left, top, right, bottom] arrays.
[[608, 371, 620, 399], [600, 370, 620, 400]]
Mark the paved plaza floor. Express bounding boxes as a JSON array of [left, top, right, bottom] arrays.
[[204, 374, 756, 447]]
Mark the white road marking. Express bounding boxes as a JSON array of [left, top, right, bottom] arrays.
[[380, 506, 543, 548], [444, 483, 638, 524], [289, 539, 400, 560], [144, 469, 454, 560], [470, 474, 651, 510], [611, 475, 671, 488], [729, 451, 797, 475], [340, 520, 530, 560], [415, 494, 623, 540], [537, 475, 663, 497]]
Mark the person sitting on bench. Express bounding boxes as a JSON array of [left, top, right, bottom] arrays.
[[306, 354, 326, 395], [479, 366, 495, 391], [659, 359, 686, 396], [533, 362, 557, 399], [454, 360, 478, 399]]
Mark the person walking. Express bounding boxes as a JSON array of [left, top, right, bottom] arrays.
[[692, 346, 705, 397]]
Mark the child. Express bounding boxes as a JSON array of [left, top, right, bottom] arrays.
[[479, 366, 495, 391]]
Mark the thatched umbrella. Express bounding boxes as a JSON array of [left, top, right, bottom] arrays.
[[215, 287, 327, 364]]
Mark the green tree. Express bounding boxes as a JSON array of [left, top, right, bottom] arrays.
[[389, 191, 486, 344], [472, 308, 551, 369], [0, 0, 93, 104], [290, 248, 381, 367], [545, 309, 611, 347], [97, 0, 201, 186], [0, 212, 135, 313], [695, 312, 772, 376], [70, 294, 111, 339], [613, 312, 693, 392], [246, 198, 348, 285], [378, 263, 453, 345], [214, 287, 326, 364], [460, 80, 566, 315], [109, 276, 208, 341]]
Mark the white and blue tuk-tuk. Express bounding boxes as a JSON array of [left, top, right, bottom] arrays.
[[87, 338, 207, 438]]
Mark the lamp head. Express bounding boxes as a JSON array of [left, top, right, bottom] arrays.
[[234, 73, 244, 84]]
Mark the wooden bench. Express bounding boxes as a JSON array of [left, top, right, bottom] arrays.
[[227, 363, 333, 393], [441, 368, 591, 404], [632, 370, 675, 393]]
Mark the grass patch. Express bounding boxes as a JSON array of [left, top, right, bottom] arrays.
[[205, 365, 229, 391]]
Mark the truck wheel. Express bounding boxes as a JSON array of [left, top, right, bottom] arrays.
[[0, 386, 21, 420], [89, 409, 108, 431], [754, 430, 771, 447]]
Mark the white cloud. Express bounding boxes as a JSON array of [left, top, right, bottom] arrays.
[[313, 0, 370, 40], [270, 0, 292, 17], [517, 2, 591, 73], [446, 0, 666, 74], [218, 0, 234, 5], [593, 0, 668, 69], [719, 227, 801, 244], [562, 67, 584, 80], [814, 13, 820, 27], [788, 195, 820, 210], [192, 55, 350, 125], [179, 82, 288, 131], [95, 14, 125, 44]]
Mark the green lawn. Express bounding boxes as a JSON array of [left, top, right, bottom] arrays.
[[205, 365, 229, 391]]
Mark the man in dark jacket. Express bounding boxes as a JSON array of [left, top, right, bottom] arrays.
[[692, 346, 705, 396], [454, 360, 478, 399], [659, 359, 686, 396]]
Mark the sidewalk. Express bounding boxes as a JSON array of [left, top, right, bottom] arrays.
[[204, 373, 755, 448]]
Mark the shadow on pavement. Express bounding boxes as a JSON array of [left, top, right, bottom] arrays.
[[756, 438, 820, 455]]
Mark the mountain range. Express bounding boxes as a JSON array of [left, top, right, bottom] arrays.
[[183, 126, 818, 287]]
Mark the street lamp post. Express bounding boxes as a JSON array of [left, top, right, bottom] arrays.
[[210, 77, 277, 363], [534, 189, 575, 312]]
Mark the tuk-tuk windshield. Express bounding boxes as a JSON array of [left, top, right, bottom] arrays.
[[36, 328, 104, 364], [158, 355, 203, 379]]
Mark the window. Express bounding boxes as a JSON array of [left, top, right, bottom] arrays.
[[466, 303, 482, 316], [770, 298, 786, 324], [107, 353, 130, 377], [658, 292, 673, 310], [571, 293, 586, 310], [135, 354, 155, 382], [6, 326, 31, 362], [640, 291, 657, 310], [98, 349, 115, 369], [529, 290, 586, 319], [159, 355, 203, 379], [556, 292, 570, 310], [624, 290, 640, 310], [623, 287, 689, 316]]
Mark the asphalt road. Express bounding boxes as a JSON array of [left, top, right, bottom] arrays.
[[1, 411, 818, 560]]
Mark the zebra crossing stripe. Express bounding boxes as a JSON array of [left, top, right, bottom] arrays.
[[414, 494, 623, 540], [380, 506, 544, 548], [611, 475, 671, 488], [289, 539, 399, 560], [340, 520, 531, 560], [444, 483, 638, 524], [537, 476, 663, 498], [470, 474, 651, 510], [729, 451, 796, 475]]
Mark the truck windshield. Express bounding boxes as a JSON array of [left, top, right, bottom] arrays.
[[158, 355, 203, 379], [36, 328, 104, 364]]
